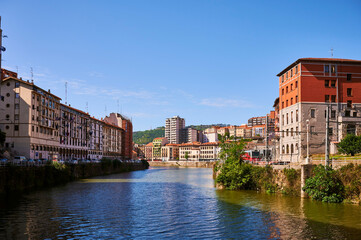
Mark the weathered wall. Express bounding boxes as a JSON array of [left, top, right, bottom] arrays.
[[0, 162, 148, 194]]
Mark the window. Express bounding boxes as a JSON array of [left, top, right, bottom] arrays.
[[6, 104, 10, 108], [286, 72, 288, 80], [353, 112, 357, 117], [291, 111, 293, 123], [331, 80, 336, 87], [325, 95, 330, 102], [347, 74, 352, 81], [5, 125, 9, 130], [291, 83, 293, 90], [14, 125, 19, 131], [347, 88, 352, 97], [295, 95, 298, 103], [36, 127, 38, 132], [325, 80, 329, 87], [296, 110, 299, 122], [282, 75, 284, 82], [295, 65, 298, 74], [331, 95, 336, 102], [286, 113, 289, 124], [328, 128, 333, 135], [347, 100, 352, 108], [310, 126, 315, 133], [291, 98, 293, 105], [15, 104, 19, 109], [291, 69, 293, 77], [286, 100, 289, 107], [6, 82, 10, 86], [331, 110, 336, 119], [32, 126, 34, 132], [6, 93, 10, 97], [14, 114, 19, 120], [311, 109, 316, 118], [15, 93, 20, 98], [6, 114, 10, 119], [331, 65, 336, 74], [282, 115, 284, 126], [15, 82, 20, 88], [295, 81, 298, 88], [325, 65, 329, 73], [291, 144, 294, 154], [282, 89, 284, 95], [286, 86, 289, 93], [345, 110, 350, 117], [296, 126, 299, 135], [291, 128, 293, 136], [286, 129, 289, 136]]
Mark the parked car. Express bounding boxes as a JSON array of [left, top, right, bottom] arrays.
[[14, 156, 27, 165], [58, 159, 65, 164], [70, 159, 78, 164], [27, 159, 36, 166]]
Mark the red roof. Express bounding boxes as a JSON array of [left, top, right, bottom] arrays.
[[145, 142, 153, 147]]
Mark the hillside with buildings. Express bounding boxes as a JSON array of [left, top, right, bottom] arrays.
[[133, 124, 230, 144]]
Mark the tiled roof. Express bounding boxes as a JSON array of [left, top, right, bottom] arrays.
[[145, 142, 153, 147]]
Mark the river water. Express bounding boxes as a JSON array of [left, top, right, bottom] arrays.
[[0, 167, 360, 239]]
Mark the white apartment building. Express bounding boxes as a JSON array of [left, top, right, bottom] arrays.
[[165, 116, 185, 144]]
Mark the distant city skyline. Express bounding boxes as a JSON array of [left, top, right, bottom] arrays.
[[1, 0, 361, 131]]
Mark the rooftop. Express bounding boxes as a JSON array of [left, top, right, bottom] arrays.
[[277, 58, 361, 76]]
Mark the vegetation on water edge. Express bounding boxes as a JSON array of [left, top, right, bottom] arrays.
[[215, 136, 360, 203], [302, 165, 345, 203]]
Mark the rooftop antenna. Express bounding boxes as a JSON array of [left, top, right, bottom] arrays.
[[16, 66, 18, 75], [30, 67, 33, 82], [65, 81, 68, 105], [330, 48, 334, 58], [117, 99, 119, 113]]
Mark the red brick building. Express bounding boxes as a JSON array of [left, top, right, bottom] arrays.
[[278, 58, 361, 163]]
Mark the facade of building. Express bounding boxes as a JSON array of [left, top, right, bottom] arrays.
[[88, 117, 104, 160], [144, 142, 153, 160], [0, 69, 62, 160], [103, 113, 133, 159], [152, 137, 168, 160], [0, 68, 126, 161], [165, 116, 185, 144], [248, 116, 266, 127], [161, 144, 179, 161], [199, 142, 219, 161], [278, 58, 361, 163], [179, 142, 201, 161]]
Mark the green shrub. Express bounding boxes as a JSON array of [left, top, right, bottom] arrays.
[[283, 168, 298, 184], [216, 161, 255, 190], [302, 165, 345, 203]]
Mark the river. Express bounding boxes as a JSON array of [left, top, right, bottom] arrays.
[[0, 167, 360, 239]]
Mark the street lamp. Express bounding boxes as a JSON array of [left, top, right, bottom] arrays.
[[305, 119, 310, 164]]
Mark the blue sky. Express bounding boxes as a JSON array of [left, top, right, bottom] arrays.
[[1, 0, 361, 131]]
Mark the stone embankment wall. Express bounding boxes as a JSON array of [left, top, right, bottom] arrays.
[[0, 162, 148, 194], [149, 161, 216, 168]]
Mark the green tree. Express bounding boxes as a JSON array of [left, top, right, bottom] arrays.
[[302, 165, 345, 203], [218, 134, 249, 164], [185, 151, 189, 161], [0, 129, 5, 147], [337, 134, 361, 156]]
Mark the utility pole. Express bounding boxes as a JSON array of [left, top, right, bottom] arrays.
[[325, 104, 330, 167], [0, 16, 3, 101]]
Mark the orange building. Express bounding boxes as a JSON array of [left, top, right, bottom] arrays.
[[277, 58, 361, 163]]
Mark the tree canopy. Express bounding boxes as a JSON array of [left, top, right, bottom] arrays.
[[337, 134, 361, 156]]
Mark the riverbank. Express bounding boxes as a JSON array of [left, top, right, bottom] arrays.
[[214, 162, 361, 204], [148, 160, 216, 168], [0, 160, 149, 195]]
